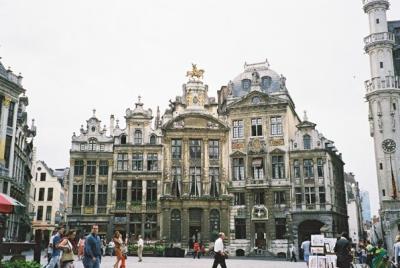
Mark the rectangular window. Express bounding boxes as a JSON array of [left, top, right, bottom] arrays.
[[38, 188, 45, 201], [317, 158, 324, 177], [116, 180, 128, 201], [47, 188, 53, 201], [74, 160, 84, 176], [171, 139, 182, 160], [305, 187, 316, 204], [86, 160, 96, 176], [99, 160, 108, 176], [4, 136, 11, 168], [97, 184, 108, 206], [209, 167, 220, 197], [146, 180, 157, 202], [234, 192, 245, 205], [208, 140, 219, 160], [37, 206, 43, 221], [189, 167, 201, 196], [130, 214, 142, 238], [233, 120, 244, 138], [233, 158, 245, 181], [254, 192, 265, 205], [2, 181, 7, 194], [251, 118, 262, 136], [270, 116, 283, 136], [189, 140, 201, 160], [45, 206, 52, 221], [147, 153, 158, 171], [235, 218, 246, 239], [117, 153, 128, 171], [319, 187, 326, 204], [274, 191, 286, 204], [7, 102, 15, 127], [380, 62, 384, 68], [294, 160, 300, 178], [99, 144, 105, 151], [272, 155, 285, 179], [252, 158, 264, 179], [144, 214, 157, 240], [295, 187, 302, 205], [304, 160, 314, 178], [80, 144, 86, 151], [275, 218, 286, 239], [40, 173, 46, 181], [72, 185, 83, 207], [131, 180, 143, 203], [132, 153, 143, 171], [85, 184, 95, 206], [171, 167, 181, 197]]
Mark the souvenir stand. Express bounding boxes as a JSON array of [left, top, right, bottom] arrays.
[[309, 234, 337, 268]]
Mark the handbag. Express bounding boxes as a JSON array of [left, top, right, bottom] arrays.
[[61, 240, 75, 263]]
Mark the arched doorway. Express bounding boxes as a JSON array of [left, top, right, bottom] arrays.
[[297, 220, 324, 258]]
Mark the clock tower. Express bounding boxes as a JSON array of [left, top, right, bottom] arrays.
[[363, 0, 400, 251]]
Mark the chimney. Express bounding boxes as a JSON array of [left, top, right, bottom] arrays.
[[110, 114, 115, 135]]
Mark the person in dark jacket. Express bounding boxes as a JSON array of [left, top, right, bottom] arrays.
[[334, 232, 352, 268], [83, 225, 102, 268]]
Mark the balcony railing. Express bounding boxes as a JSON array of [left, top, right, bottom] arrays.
[[97, 206, 107, 214], [365, 75, 400, 93], [115, 201, 127, 210], [146, 201, 157, 210], [364, 32, 395, 51], [246, 178, 269, 187]]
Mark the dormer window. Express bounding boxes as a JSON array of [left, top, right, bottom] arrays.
[[88, 139, 96, 151], [261, 76, 272, 90], [303, 134, 311, 150], [134, 130, 142, 145], [121, 135, 127, 145], [242, 79, 251, 90], [149, 135, 156, 145]]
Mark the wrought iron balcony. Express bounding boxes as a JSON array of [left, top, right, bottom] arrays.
[[364, 32, 395, 51], [365, 75, 400, 93]]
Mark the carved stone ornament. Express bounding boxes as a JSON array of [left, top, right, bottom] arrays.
[[251, 205, 268, 220], [249, 138, 265, 153]]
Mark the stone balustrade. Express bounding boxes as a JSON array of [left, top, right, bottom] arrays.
[[364, 32, 395, 51], [365, 75, 400, 93]]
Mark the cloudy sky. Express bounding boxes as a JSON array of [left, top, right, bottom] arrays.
[[1, 0, 399, 216]]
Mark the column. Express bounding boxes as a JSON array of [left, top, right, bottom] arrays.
[[68, 159, 74, 214], [107, 159, 114, 209], [0, 97, 10, 165], [202, 208, 209, 242], [162, 207, 170, 241], [94, 160, 99, 213], [182, 208, 189, 246], [183, 138, 189, 195], [81, 160, 87, 213], [7, 99, 18, 176], [127, 180, 132, 208], [203, 138, 209, 195]]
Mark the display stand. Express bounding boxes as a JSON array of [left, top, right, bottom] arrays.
[[309, 234, 337, 268]]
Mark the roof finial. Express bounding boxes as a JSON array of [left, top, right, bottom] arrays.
[[303, 110, 308, 121], [138, 95, 142, 103], [92, 109, 96, 117]]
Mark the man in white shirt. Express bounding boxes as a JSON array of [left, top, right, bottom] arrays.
[[212, 232, 227, 268], [301, 239, 311, 266], [137, 235, 144, 262]]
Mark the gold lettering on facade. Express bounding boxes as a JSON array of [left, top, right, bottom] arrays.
[[270, 139, 284, 146]]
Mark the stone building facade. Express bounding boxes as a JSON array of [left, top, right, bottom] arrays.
[[0, 59, 36, 241]]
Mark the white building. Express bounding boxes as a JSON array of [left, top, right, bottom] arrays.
[[362, 0, 400, 252], [31, 160, 64, 240]]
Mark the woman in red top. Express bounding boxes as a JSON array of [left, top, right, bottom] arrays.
[[193, 240, 200, 259]]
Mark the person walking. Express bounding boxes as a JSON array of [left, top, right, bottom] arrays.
[[77, 235, 86, 260], [138, 235, 144, 262], [47, 230, 58, 266], [394, 235, 400, 268], [113, 231, 124, 268], [59, 230, 77, 268], [46, 226, 65, 268], [301, 238, 311, 266], [334, 232, 352, 268], [193, 240, 200, 259], [212, 232, 227, 268], [83, 224, 102, 268], [372, 240, 387, 268], [290, 244, 297, 262]]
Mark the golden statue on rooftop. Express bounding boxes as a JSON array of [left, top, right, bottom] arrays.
[[186, 63, 204, 80]]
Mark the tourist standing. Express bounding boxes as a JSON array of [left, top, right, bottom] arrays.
[[212, 232, 227, 268], [113, 231, 124, 268], [301, 238, 311, 266], [193, 240, 200, 259], [46, 226, 65, 268], [83, 225, 102, 268], [334, 232, 352, 268], [290, 244, 297, 262], [138, 235, 144, 262], [59, 230, 76, 268]]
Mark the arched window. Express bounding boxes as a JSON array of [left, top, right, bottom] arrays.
[[149, 135, 156, 145], [120, 135, 127, 145], [303, 134, 311, 150], [171, 209, 181, 242], [261, 76, 272, 90], [88, 139, 96, 151], [209, 209, 220, 241], [134, 130, 142, 144], [242, 79, 251, 90]]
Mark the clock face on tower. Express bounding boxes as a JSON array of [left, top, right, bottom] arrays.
[[382, 139, 396, 153]]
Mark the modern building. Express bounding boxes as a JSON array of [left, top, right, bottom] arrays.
[[0, 58, 36, 241], [361, 190, 372, 223], [31, 160, 64, 243], [344, 172, 364, 246], [362, 0, 400, 253], [218, 60, 348, 256]]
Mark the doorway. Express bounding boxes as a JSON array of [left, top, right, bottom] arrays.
[[189, 208, 202, 248], [254, 222, 266, 249]]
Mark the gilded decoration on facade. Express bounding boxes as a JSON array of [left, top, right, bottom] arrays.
[[186, 63, 205, 80]]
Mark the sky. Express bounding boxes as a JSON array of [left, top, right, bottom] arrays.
[[0, 0, 399, 216]]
